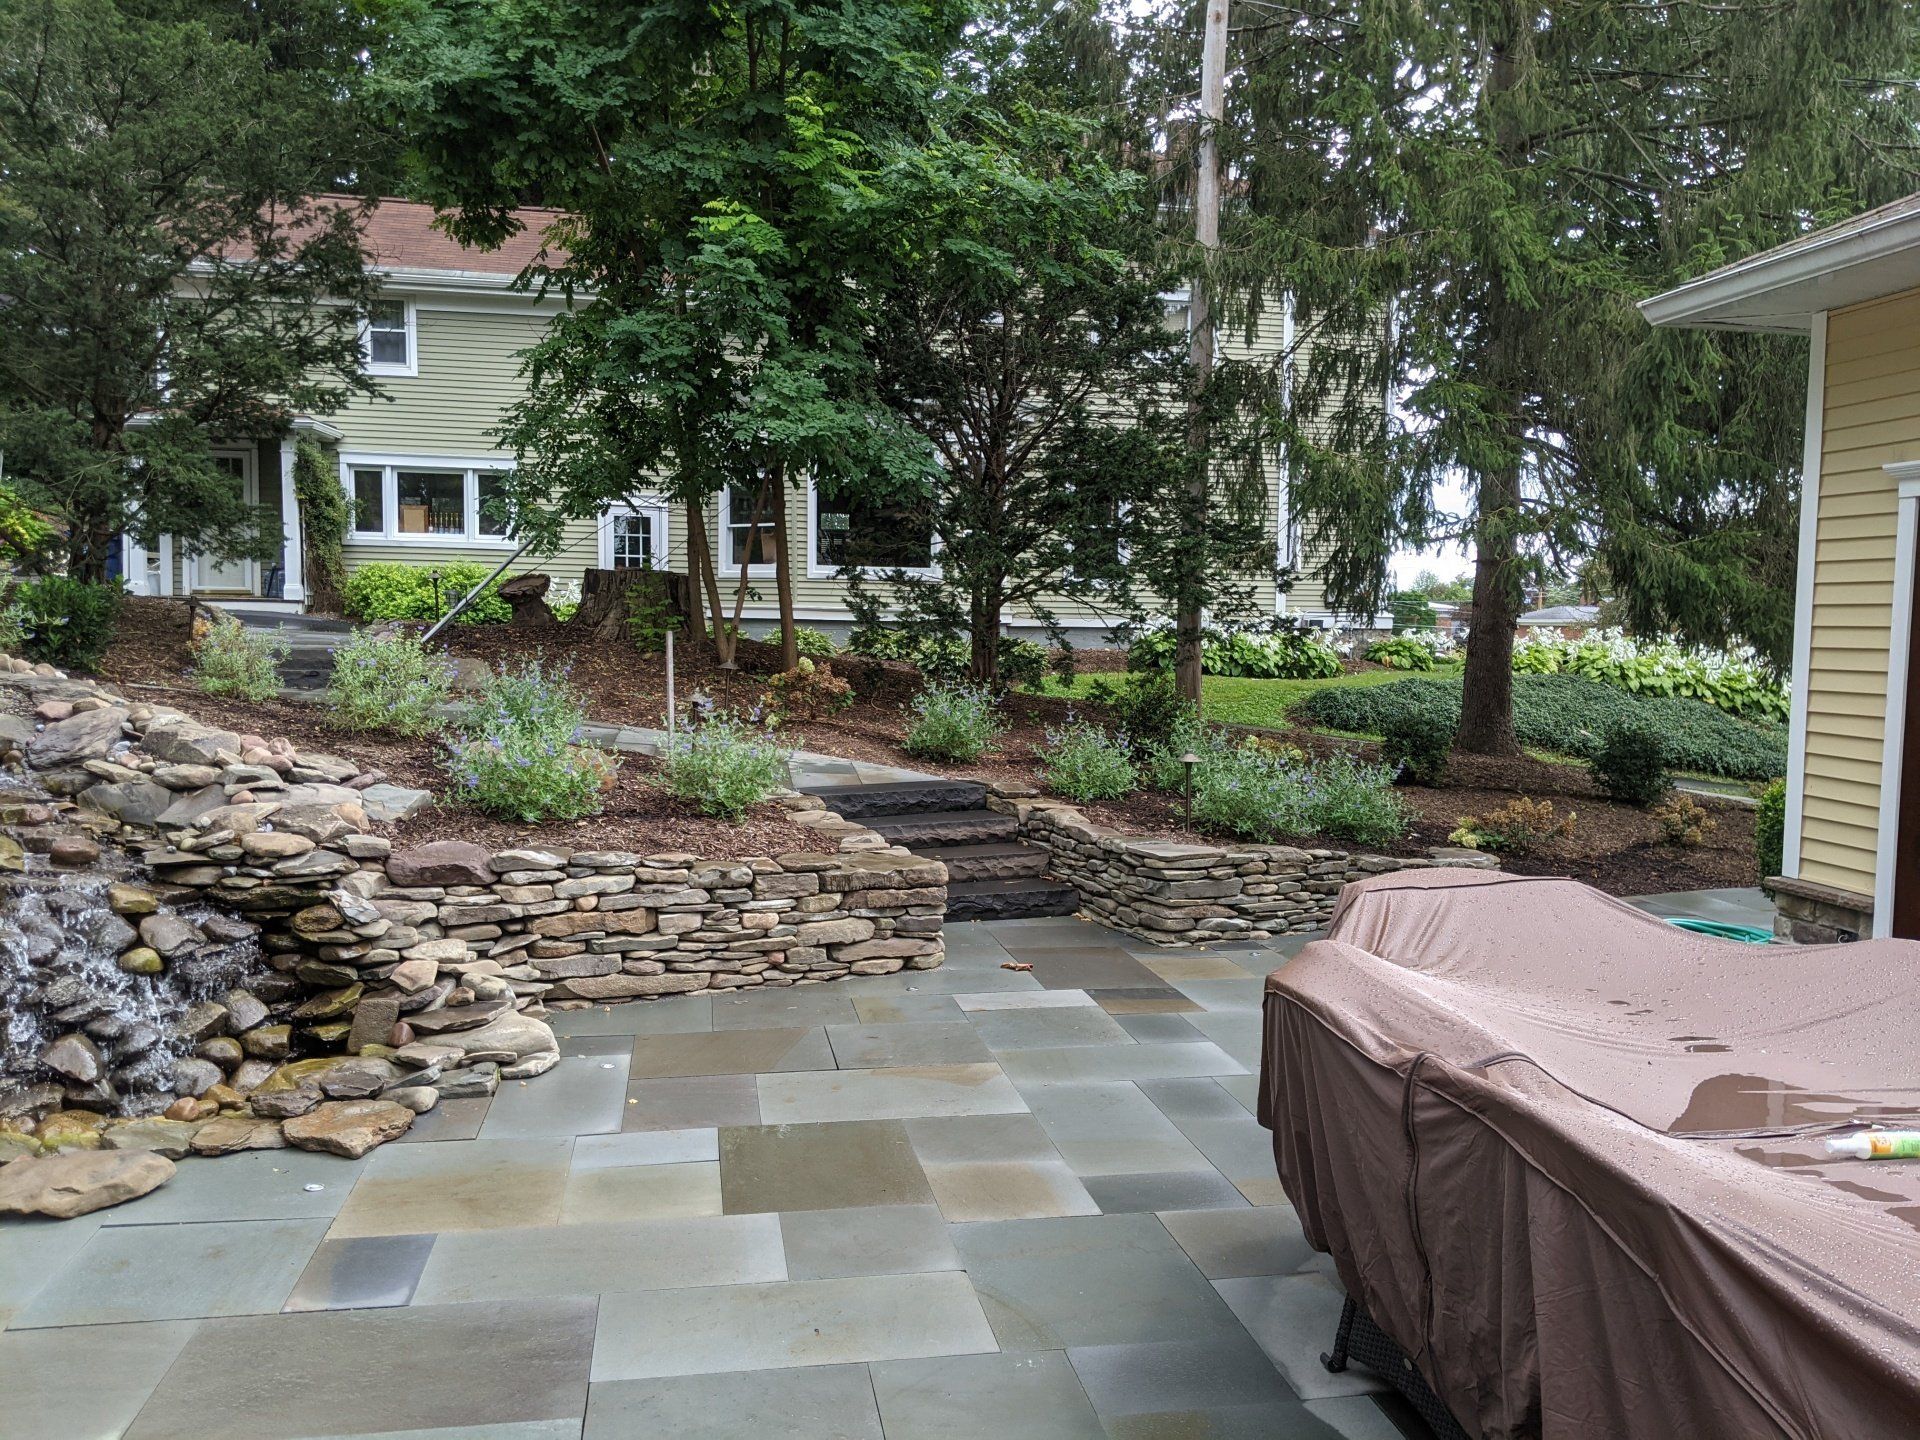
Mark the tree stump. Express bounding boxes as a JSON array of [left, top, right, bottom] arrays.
[[570, 567, 691, 642], [499, 572, 554, 627]]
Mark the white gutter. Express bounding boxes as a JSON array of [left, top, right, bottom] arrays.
[[1640, 201, 1920, 331]]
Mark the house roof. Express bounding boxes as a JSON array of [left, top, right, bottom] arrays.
[[1640, 192, 1920, 333], [1517, 604, 1600, 626], [222, 195, 567, 284]]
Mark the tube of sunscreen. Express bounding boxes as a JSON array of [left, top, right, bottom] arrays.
[[1824, 1131, 1920, 1160]]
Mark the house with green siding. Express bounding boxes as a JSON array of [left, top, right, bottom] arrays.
[[133, 198, 1352, 639]]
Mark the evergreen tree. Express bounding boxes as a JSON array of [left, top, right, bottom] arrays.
[[1181, 1, 1919, 752], [0, 0, 394, 581], [399, 0, 965, 669]]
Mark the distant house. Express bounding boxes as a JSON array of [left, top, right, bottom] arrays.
[[132, 197, 1369, 639], [1645, 192, 1920, 941]]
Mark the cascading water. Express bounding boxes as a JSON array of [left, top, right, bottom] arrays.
[[0, 770, 265, 1120]]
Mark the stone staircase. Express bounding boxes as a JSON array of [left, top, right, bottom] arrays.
[[808, 779, 1080, 921]]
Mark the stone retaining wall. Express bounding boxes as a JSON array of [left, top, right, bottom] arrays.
[[991, 791, 1495, 944], [0, 658, 943, 1160]]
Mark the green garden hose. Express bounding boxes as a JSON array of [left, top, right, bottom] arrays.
[[1664, 917, 1775, 944]]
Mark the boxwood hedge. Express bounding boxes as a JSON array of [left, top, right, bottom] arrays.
[[1296, 673, 1786, 781]]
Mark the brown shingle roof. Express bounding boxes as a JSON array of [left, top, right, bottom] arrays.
[[229, 195, 567, 278]]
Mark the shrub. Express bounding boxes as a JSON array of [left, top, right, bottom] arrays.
[[1390, 592, 1437, 632], [1090, 669, 1195, 749], [1183, 737, 1407, 845], [1590, 717, 1670, 806], [763, 657, 853, 722], [1041, 717, 1137, 802], [7, 576, 122, 670], [1365, 636, 1438, 671], [850, 626, 970, 682], [445, 660, 615, 822], [659, 710, 791, 820], [343, 561, 512, 626], [1449, 797, 1576, 854], [1296, 673, 1787, 782], [793, 626, 837, 659], [625, 589, 681, 653], [324, 629, 457, 735], [1128, 617, 1342, 679], [1510, 626, 1786, 723], [904, 682, 1003, 762], [999, 637, 1052, 691], [1652, 793, 1718, 847], [1379, 710, 1450, 786], [191, 616, 288, 701], [1755, 778, 1786, 881]]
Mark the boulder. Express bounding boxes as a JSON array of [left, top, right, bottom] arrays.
[[386, 1085, 439, 1114], [347, 996, 402, 1054], [171, 1057, 224, 1097], [386, 840, 495, 887], [40, 1033, 103, 1085], [138, 913, 203, 959], [48, 836, 102, 867], [118, 947, 164, 976], [141, 717, 243, 766], [77, 779, 174, 826], [240, 831, 315, 860], [248, 1085, 323, 1119], [282, 1100, 414, 1158], [189, 1114, 286, 1155], [26, 707, 128, 769], [0, 1150, 174, 1218], [435, 1010, 559, 1066], [108, 883, 160, 916], [100, 1118, 202, 1160]]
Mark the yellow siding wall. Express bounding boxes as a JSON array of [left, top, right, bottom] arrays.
[[1799, 289, 1920, 895]]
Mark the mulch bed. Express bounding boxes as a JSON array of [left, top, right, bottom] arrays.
[[93, 598, 1758, 894], [90, 599, 818, 857]]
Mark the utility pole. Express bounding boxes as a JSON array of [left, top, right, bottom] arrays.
[[1176, 0, 1228, 707]]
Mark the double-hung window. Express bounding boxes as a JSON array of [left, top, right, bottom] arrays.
[[363, 300, 416, 376], [720, 481, 780, 569], [344, 458, 514, 545]]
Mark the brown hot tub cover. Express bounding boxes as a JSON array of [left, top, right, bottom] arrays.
[[1259, 869, 1920, 1440]]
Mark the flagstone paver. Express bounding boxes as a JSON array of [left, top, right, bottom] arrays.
[[0, 915, 1433, 1440]]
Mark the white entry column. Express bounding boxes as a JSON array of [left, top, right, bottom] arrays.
[[279, 437, 305, 604]]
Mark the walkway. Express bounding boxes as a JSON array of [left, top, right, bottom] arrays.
[[0, 915, 1424, 1440]]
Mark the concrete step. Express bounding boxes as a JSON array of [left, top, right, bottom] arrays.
[[946, 877, 1081, 921], [865, 809, 1019, 847], [916, 840, 1052, 883], [809, 779, 991, 820]]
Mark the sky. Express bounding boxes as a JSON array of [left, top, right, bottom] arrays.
[[1387, 470, 1475, 587]]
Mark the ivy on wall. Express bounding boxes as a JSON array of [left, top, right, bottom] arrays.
[[293, 436, 348, 614]]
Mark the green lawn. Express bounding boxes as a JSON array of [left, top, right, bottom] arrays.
[[1026, 661, 1462, 731]]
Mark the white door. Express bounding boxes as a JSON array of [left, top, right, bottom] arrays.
[[192, 450, 258, 594], [602, 502, 669, 570]]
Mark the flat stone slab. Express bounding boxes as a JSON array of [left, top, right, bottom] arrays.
[[0, 1149, 174, 1218]]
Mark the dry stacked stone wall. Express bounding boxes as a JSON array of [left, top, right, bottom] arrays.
[[991, 790, 1496, 944], [0, 658, 942, 1184]]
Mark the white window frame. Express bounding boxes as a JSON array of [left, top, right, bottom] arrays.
[[600, 499, 671, 570], [361, 299, 418, 378], [715, 479, 783, 576], [337, 453, 516, 547], [803, 475, 941, 580]]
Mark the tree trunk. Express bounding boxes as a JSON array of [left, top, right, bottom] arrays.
[[686, 498, 733, 664], [969, 590, 1001, 685], [771, 463, 798, 670], [1454, 465, 1524, 756], [571, 567, 688, 641]]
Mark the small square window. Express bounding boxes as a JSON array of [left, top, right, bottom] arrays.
[[397, 471, 464, 536], [612, 512, 655, 568], [477, 471, 509, 537], [351, 468, 385, 535], [366, 300, 410, 369]]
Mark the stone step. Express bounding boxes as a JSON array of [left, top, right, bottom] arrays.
[[915, 840, 1052, 883], [946, 877, 1081, 922], [808, 779, 991, 820], [864, 809, 1019, 847]]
